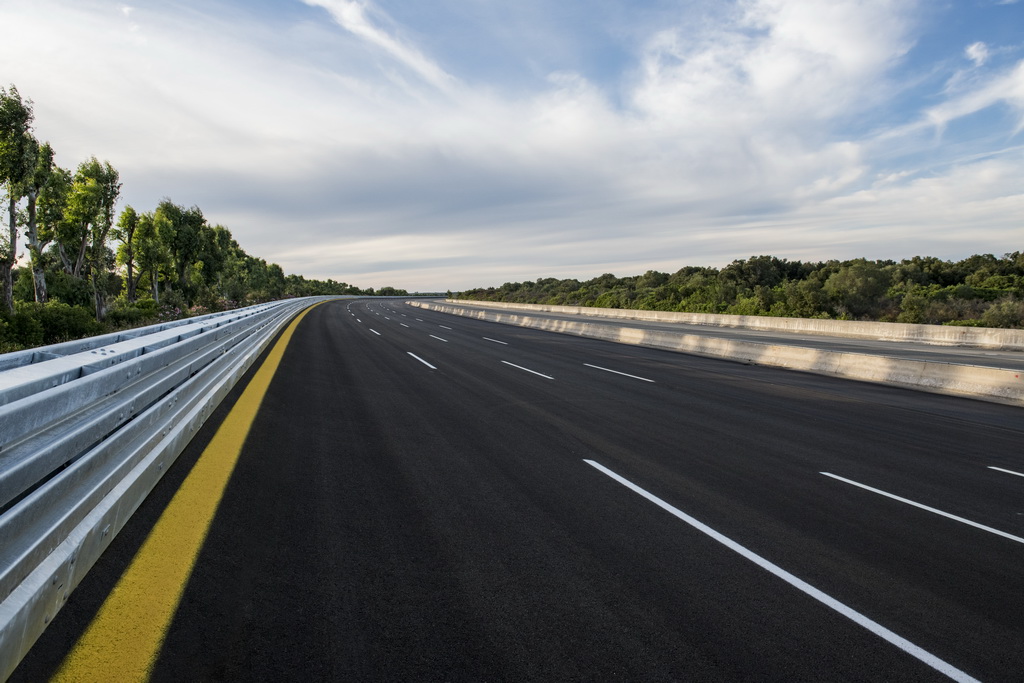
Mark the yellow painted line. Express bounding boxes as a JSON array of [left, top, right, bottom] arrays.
[[53, 304, 320, 682]]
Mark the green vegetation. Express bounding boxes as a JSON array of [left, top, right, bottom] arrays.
[[0, 84, 405, 352], [459, 253, 1024, 328]]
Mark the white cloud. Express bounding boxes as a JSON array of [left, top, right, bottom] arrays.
[[624, 0, 916, 210], [0, 0, 1021, 291], [742, 0, 915, 79], [302, 0, 458, 93], [965, 41, 990, 67], [927, 60, 1024, 132]]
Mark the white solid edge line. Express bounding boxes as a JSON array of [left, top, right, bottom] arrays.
[[430, 335, 449, 342], [584, 460, 978, 683], [483, 337, 508, 345], [408, 352, 437, 370], [370, 329, 381, 336], [501, 360, 554, 380], [583, 363, 655, 383], [821, 472, 1024, 545], [988, 466, 1024, 478]]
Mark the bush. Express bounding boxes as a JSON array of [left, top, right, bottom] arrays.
[[1, 300, 131, 350], [160, 289, 189, 314], [30, 301, 102, 342], [0, 319, 12, 353], [106, 297, 159, 328], [981, 298, 1024, 328], [2, 307, 44, 347], [43, 271, 95, 308]]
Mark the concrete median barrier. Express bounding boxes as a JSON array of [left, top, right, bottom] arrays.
[[443, 299, 1024, 350], [411, 301, 1024, 406]]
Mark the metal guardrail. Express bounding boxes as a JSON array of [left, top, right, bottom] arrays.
[[0, 297, 329, 680]]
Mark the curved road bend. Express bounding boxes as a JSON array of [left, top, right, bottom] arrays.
[[13, 298, 1024, 681]]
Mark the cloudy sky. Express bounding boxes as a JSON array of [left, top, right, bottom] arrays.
[[2, 0, 1023, 291]]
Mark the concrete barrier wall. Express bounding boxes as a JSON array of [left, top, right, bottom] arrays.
[[413, 301, 1024, 407], [445, 299, 1024, 350]]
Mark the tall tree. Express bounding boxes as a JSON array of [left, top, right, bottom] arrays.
[[22, 139, 55, 302], [88, 160, 120, 320], [154, 199, 205, 295], [0, 85, 34, 313], [114, 205, 141, 302], [58, 157, 121, 319], [57, 166, 100, 278], [36, 163, 71, 293], [135, 210, 169, 304]]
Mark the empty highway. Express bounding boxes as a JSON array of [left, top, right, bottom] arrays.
[[12, 298, 1024, 681]]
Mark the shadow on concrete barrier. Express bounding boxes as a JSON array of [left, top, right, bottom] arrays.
[[411, 301, 1024, 407]]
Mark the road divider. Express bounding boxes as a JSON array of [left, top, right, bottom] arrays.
[[410, 301, 1024, 407], [53, 303, 320, 681], [0, 297, 335, 681], [442, 299, 1024, 350]]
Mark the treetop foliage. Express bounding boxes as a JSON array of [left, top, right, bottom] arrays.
[[459, 253, 1024, 328]]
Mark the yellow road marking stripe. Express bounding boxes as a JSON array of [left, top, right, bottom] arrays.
[[53, 304, 318, 682]]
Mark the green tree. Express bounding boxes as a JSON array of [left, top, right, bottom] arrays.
[[980, 297, 1024, 328], [22, 140, 56, 302], [134, 210, 169, 304], [190, 223, 232, 302], [57, 157, 121, 319], [0, 85, 35, 313], [824, 261, 891, 319], [36, 163, 71, 267], [154, 200, 205, 296], [114, 205, 141, 302]]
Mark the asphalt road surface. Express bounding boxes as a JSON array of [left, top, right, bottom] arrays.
[[13, 298, 1024, 681]]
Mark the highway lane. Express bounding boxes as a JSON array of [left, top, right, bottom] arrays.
[[12, 298, 1024, 681], [436, 300, 1024, 370]]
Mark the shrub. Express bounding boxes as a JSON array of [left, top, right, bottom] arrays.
[[43, 271, 95, 308], [106, 297, 159, 328], [981, 298, 1024, 328], [3, 307, 45, 347], [34, 301, 103, 343]]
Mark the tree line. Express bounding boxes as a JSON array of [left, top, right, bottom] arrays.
[[459, 253, 1024, 328], [0, 85, 406, 350]]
